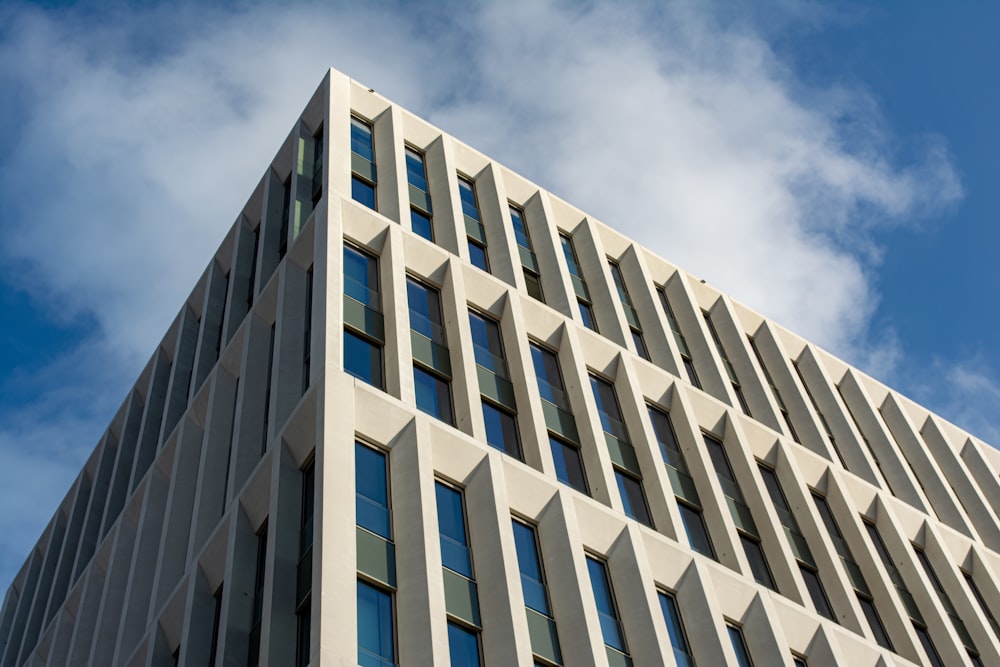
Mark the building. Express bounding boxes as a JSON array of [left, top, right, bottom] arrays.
[[3, 66, 1000, 667]]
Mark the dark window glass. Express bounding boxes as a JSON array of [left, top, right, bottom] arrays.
[[608, 261, 632, 307], [411, 209, 433, 241], [482, 402, 521, 458], [727, 624, 754, 667], [414, 366, 453, 425], [248, 525, 268, 667], [678, 503, 715, 559], [356, 443, 390, 539], [345, 330, 383, 389], [648, 407, 686, 471], [447, 622, 481, 667], [468, 311, 506, 375], [799, 564, 835, 621], [858, 595, 893, 650], [616, 470, 653, 527], [586, 556, 627, 653], [682, 358, 701, 389], [578, 300, 598, 331], [458, 178, 481, 221], [209, 584, 223, 667], [352, 177, 376, 210], [560, 234, 583, 277], [530, 344, 567, 407], [296, 607, 311, 667], [510, 205, 531, 249], [405, 148, 428, 192], [407, 278, 445, 343], [740, 534, 776, 590], [914, 624, 945, 667], [631, 330, 650, 361], [590, 375, 625, 434], [344, 245, 379, 307], [549, 436, 588, 494], [963, 572, 1000, 641], [357, 580, 395, 667], [658, 592, 695, 667], [468, 240, 489, 271], [435, 482, 472, 578], [524, 270, 544, 302], [792, 658, 807, 667], [511, 520, 552, 617], [351, 118, 374, 161]]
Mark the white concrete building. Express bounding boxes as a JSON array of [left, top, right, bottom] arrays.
[[3, 67, 1000, 667]]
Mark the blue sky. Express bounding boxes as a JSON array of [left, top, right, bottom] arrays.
[[0, 0, 996, 591]]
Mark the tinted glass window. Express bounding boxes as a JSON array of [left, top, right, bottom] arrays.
[[407, 278, 444, 342], [357, 581, 394, 667], [740, 534, 776, 590], [678, 503, 715, 559], [458, 178, 480, 221], [344, 246, 378, 306], [468, 241, 489, 271], [800, 565, 835, 621], [410, 209, 433, 241], [578, 301, 598, 331], [447, 622, 481, 667], [658, 592, 695, 667], [511, 520, 551, 616], [405, 148, 428, 191], [435, 482, 472, 578], [356, 443, 390, 538], [549, 436, 588, 494], [352, 177, 376, 210], [727, 625, 754, 667], [482, 402, 521, 458], [344, 331, 383, 389], [350, 118, 374, 160], [510, 206, 531, 248], [616, 471, 652, 527], [587, 556, 627, 653], [414, 367, 453, 424]]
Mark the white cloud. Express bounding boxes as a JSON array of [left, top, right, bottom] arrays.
[[0, 0, 980, 591]]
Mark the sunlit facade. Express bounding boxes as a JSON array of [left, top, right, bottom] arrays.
[[3, 67, 1000, 667]]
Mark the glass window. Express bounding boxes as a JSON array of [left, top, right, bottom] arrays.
[[631, 330, 650, 361], [468, 240, 489, 271], [858, 594, 893, 650], [524, 270, 544, 302], [357, 580, 395, 667], [458, 177, 481, 222], [740, 534, 776, 590], [356, 443, 390, 539], [963, 571, 1000, 641], [351, 118, 374, 161], [608, 261, 632, 308], [352, 177, 376, 210], [586, 556, 628, 654], [510, 205, 531, 249], [405, 147, 428, 192], [435, 482, 472, 578], [792, 657, 807, 667], [549, 436, 588, 494], [411, 209, 433, 241], [530, 344, 567, 407], [615, 470, 653, 527], [344, 245, 379, 307], [447, 622, 481, 667], [414, 366, 453, 424], [799, 564, 835, 621], [658, 592, 695, 667], [578, 300, 598, 331], [482, 402, 521, 458], [678, 503, 715, 559], [560, 234, 583, 277], [345, 330, 383, 389], [914, 624, 945, 667], [511, 520, 552, 617], [727, 624, 754, 667], [469, 311, 506, 375], [407, 278, 445, 343], [682, 358, 701, 389], [590, 375, 624, 433]]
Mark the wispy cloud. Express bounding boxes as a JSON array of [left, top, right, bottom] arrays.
[[0, 0, 979, 590]]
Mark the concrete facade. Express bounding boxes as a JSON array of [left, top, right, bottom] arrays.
[[3, 67, 1000, 667]]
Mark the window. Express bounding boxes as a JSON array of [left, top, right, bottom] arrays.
[[510, 205, 544, 302], [356, 444, 390, 539], [658, 591, 695, 667], [406, 147, 433, 241], [344, 245, 384, 389], [408, 278, 453, 425], [791, 362, 847, 467], [647, 406, 715, 559], [963, 571, 1000, 641], [591, 374, 652, 526], [913, 624, 945, 667], [351, 117, 377, 210], [459, 176, 489, 272], [757, 465, 833, 620], [311, 125, 323, 207], [296, 461, 314, 667], [248, 524, 268, 667], [914, 546, 978, 655], [811, 494, 892, 648], [209, 584, 223, 667], [279, 176, 291, 259], [357, 580, 395, 667], [586, 556, 630, 661], [560, 233, 598, 332], [414, 367, 454, 424], [748, 337, 799, 443], [469, 311, 521, 458], [704, 435, 775, 590], [608, 260, 649, 361], [447, 622, 481, 667], [437, 482, 482, 664], [302, 266, 313, 393], [703, 311, 751, 416], [792, 656, 807, 667], [512, 520, 562, 665], [549, 435, 588, 494], [727, 624, 754, 667]]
